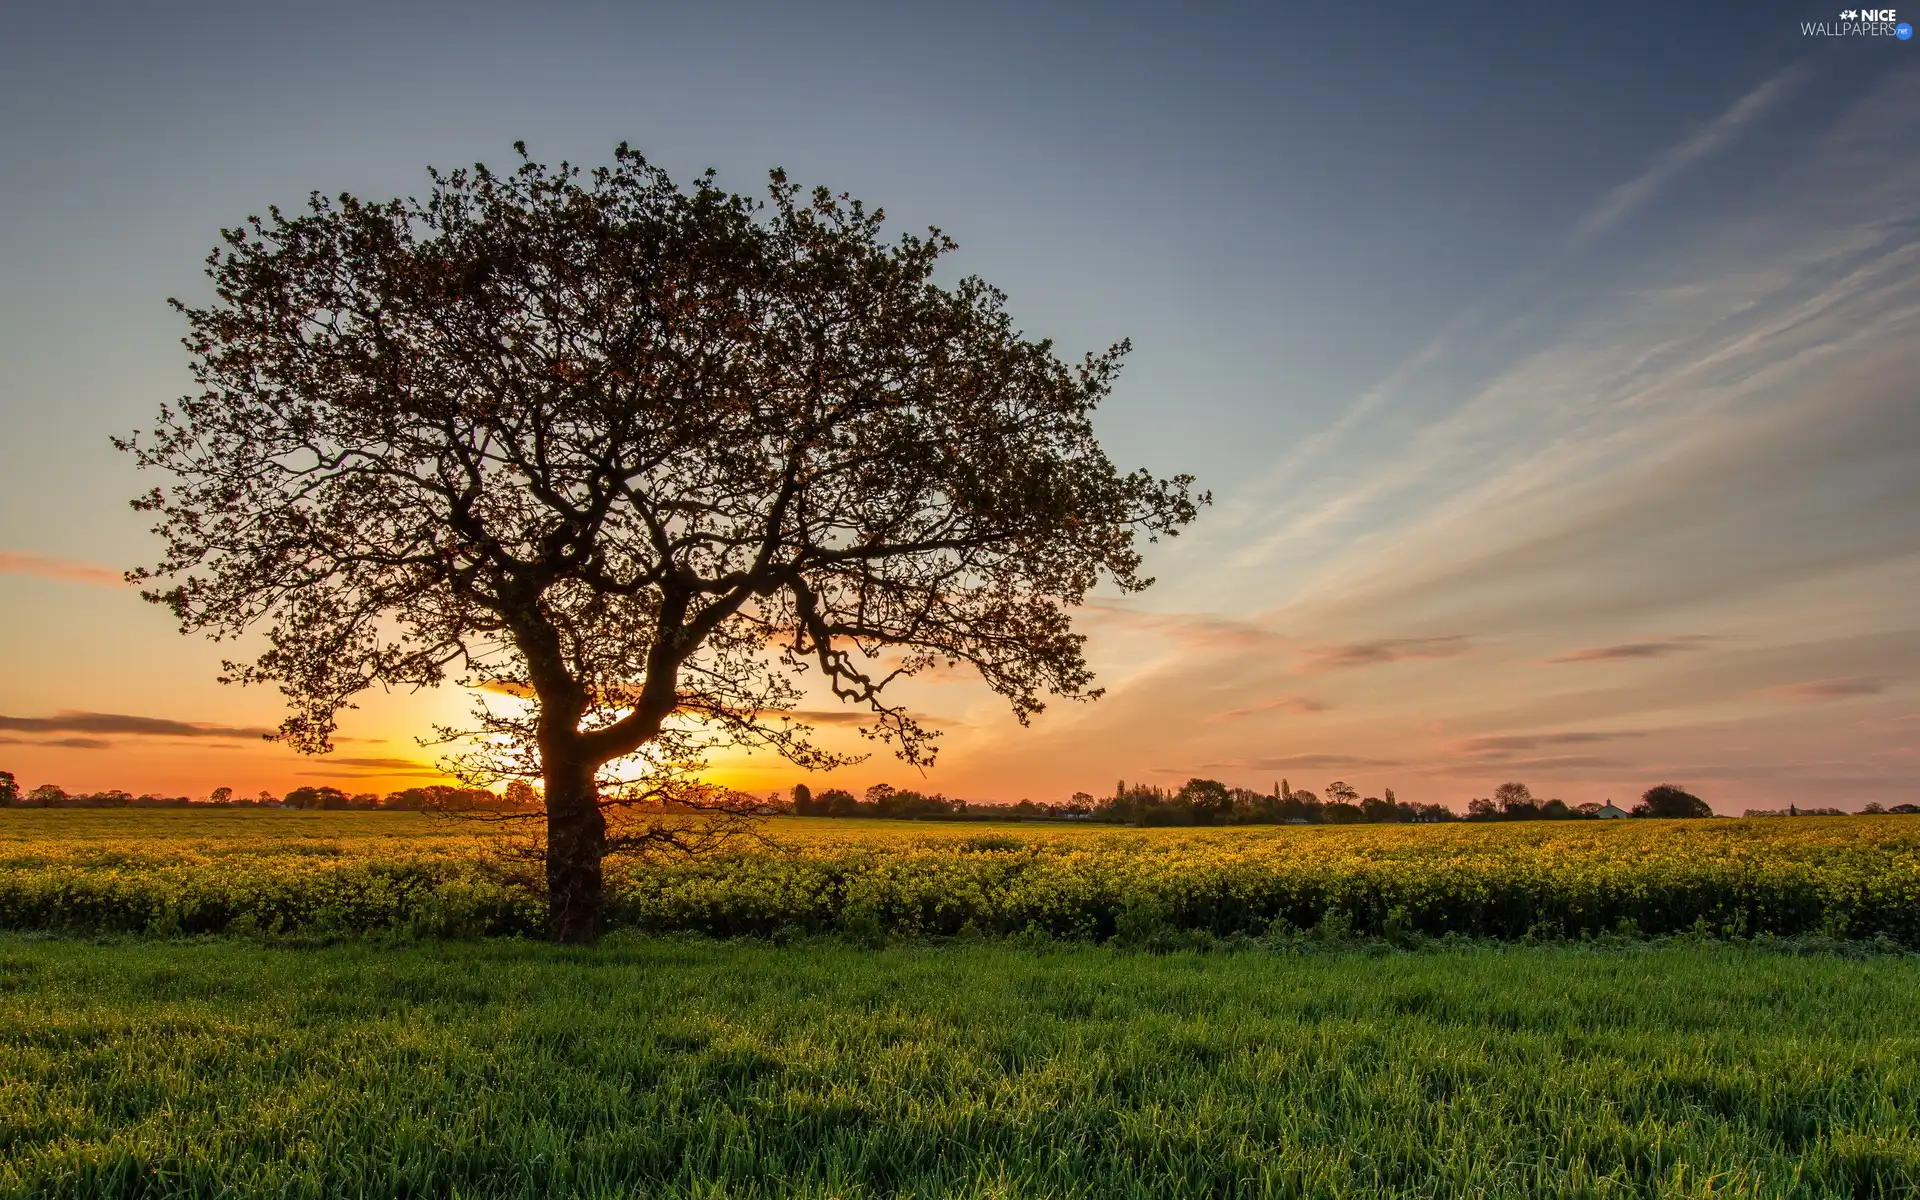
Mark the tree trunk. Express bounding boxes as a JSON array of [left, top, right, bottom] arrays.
[[544, 755, 606, 943]]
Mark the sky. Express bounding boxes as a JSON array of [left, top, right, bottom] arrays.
[[1, 0, 1916, 811]]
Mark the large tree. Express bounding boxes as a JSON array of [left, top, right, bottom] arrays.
[[122, 145, 1201, 940]]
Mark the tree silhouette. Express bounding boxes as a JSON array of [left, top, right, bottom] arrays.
[[1493, 781, 1537, 818], [122, 145, 1201, 940], [1634, 784, 1711, 819], [1177, 777, 1232, 824]]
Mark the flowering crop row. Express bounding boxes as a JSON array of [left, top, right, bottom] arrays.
[[1, 811, 1915, 943]]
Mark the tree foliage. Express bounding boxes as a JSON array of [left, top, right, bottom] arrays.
[[121, 144, 1202, 939], [1635, 784, 1712, 819]]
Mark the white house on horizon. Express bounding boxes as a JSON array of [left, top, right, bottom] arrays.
[[1593, 800, 1629, 819]]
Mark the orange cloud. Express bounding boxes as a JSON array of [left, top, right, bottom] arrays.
[[0, 552, 122, 586], [0, 735, 112, 750], [0, 712, 275, 741], [297, 755, 451, 779]]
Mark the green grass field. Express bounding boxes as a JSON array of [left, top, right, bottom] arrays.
[[3, 811, 1916, 1196], [2, 934, 1917, 1198]]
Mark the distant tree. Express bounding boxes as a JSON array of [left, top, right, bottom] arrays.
[[875, 788, 953, 819], [1889, 803, 1920, 815], [1067, 791, 1095, 815], [1139, 801, 1196, 827], [1325, 780, 1361, 807], [121, 145, 1201, 941], [1492, 781, 1538, 819], [26, 784, 68, 808], [1634, 784, 1711, 819], [1540, 798, 1572, 819], [284, 785, 349, 810], [1466, 797, 1498, 820], [1322, 801, 1365, 824], [1861, 802, 1885, 815], [865, 784, 898, 809], [1360, 794, 1398, 822], [1178, 777, 1233, 824], [503, 779, 540, 809], [0, 770, 16, 807], [1575, 801, 1603, 817], [208, 786, 234, 805], [380, 784, 503, 811], [1282, 787, 1328, 821], [791, 783, 816, 816], [819, 788, 860, 817]]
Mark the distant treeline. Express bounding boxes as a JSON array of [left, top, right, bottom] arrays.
[[0, 775, 531, 812], [4, 770, 1910, 822], [788, 784, 1083, 822], [787, 779, 1607, 826], [790, 779, 1917, 825], [1744, 803, 1917, 816]]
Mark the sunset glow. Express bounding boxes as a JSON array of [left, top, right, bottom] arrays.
[[2, 5, 1914, 813]]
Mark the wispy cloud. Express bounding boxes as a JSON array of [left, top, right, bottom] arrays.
[[0, 552, 123, 587], [786, 708, 958, 728], [1546, 637, 1716, 664], [1436, 754, 1629, 775], [1224, 66, 1812, 576], [1078, 602, 1289, 652], [1209, 695, 1329, 721], [935, 69, 1920, 810], [297, 756, 453, 778], [1191, 753, 1404, 771], [1452, 731, 1644, 758], [1763, 677, 1890, 702], [0, 735, 112, 750], [1564, 64, 1807, 246], [1237, 70, 1920, 643], [0, 712, 274, 739], [1297, 636, 1470, 673]]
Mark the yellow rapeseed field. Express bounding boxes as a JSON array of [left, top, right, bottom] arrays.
[[1, 808, 1915, 943]]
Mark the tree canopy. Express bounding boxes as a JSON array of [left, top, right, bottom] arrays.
[[122, 144, 1202, 939], [1635, 784, 1712, 819]]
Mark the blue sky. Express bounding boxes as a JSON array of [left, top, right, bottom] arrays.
[[1, 1, 1915, 807]]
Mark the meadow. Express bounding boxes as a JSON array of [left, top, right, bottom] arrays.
[[3, 811, 1918, 1197], [1, 809, 1917, 946], [1, 934, 1916, 1198]]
